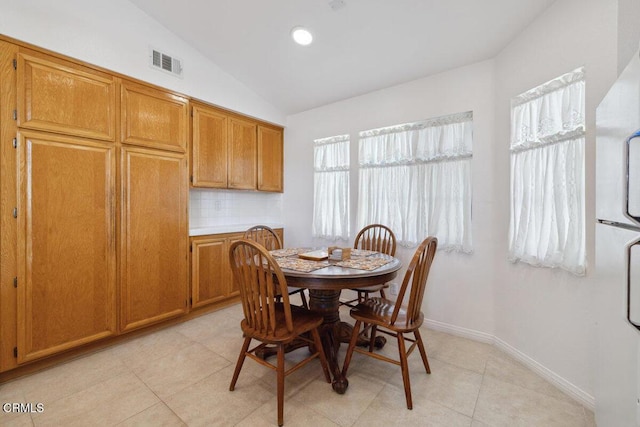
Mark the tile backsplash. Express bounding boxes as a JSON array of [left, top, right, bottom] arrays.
[[189, 189, 283, 228]]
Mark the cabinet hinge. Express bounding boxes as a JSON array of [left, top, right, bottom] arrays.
[[190, 297, 193, 305], [13, 347, 17, 358], [12, 138, 17, 149], [12, 59, 16, 70], [12, 110, 17, 120], [189, 244, 192, 253], [13, 277, 17, 288], [189, 175, 193, 183], [12, 207, 17, 218]]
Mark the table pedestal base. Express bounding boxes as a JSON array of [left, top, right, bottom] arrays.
[[255, 289, 387, 394]]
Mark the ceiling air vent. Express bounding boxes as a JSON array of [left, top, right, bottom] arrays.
[[149, 47, 183, 78]]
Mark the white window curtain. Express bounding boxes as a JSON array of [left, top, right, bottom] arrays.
[[509, 67, 586, 275], [358, 112, 473, 252], [312, 135, 350, 240]]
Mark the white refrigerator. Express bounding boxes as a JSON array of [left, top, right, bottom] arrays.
[[596, 48, 640, 426]]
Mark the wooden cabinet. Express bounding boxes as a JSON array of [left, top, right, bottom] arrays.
[[16, 131, 116, 363], [119, 79, 189, 333], [257, 125, 284, 192], [190, 236, 232, 308], [191, 103, 228, 188], [120, 145, 188, 332], [228, 116, 257, 190], [190, 102, 283, 192], [190, 228, 283, 309], [121, 80, 189, 152], [16, 49, 116, 141], [1, 35, 285, 375]]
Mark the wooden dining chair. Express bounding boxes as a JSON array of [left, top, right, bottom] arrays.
[[341, 236, 438, 410], [342, 224, 397, 306], [228, 239, 331, 426], [243, 225, 308, 308]]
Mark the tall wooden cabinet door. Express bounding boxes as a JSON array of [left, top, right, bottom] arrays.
[[16, 131, 116, 363], [228, 117, 257, 190], [191, 236, 229, 307], [16, 49, 116, 141], [257, 125, 283, 192], [192, 104, 228, 188], [120, 147, 188, 332], [121, 80, 189, 153]]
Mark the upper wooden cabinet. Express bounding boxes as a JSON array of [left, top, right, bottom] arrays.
[[192, 103, 228, 188], [228, 116, 257, 190], [257, 125, 284, 192], [121, 80, 189, 152], [16, 49, 116, 141], [16, 131, 116, 363], [191, 102, 283, 192]]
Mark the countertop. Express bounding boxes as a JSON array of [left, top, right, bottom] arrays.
[[189, 223, 284, 236]]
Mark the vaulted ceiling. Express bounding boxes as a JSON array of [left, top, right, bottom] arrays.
[[130, 0, 557, 115]]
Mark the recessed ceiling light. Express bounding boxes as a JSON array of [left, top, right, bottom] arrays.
[[291, 26, 313, 46]]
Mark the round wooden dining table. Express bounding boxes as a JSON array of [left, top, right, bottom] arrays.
[[281, 253, 402, 394]]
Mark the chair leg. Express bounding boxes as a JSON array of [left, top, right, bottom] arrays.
[[397, 332, 413, 409], [277, 343, 285, 426], [300, 290, 308, 309], [341, 320, 362, 376], [414, 329, 431, 374], [311, 328, 331, 383], [368, 325, 378, 352], [230, 336, 251, 391]]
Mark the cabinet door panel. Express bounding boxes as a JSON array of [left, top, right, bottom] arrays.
[[192, 105, 228, 188], [257, 126, 283, 192], [228, 117, 256, 190], [17, 132, 116, 363], [121, 147, 188, 332], [191, 237, 229, 307], [121, 81, 188, 152], [17, 50, 116, 141]]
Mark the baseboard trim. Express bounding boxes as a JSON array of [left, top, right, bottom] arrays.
[[424, 318, 494, 344], [423, 318, 595, 410]]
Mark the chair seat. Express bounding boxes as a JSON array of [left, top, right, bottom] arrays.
[[350, 297, 424, 333], [354, 283, 389, 293], [241, 303, 324, 344]]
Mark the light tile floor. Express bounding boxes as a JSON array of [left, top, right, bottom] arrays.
[[0, 299, 596, 426]]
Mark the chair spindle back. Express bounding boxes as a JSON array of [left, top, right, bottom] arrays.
[[243, 225, 282, 251], [354, 224, 397, 256], [391, 237, 438, 326], [229, 239, 293, 335]]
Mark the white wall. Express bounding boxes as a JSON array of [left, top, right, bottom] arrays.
[[284, 0, 632, 406], [285, 59, 497, 335], [0, 0, 285, 125], [492, 0, 619, 401]]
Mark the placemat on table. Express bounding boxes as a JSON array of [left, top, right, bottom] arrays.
[[350, 249, 378, 258], [275, 257, 329, 273], [336, 257, 392, 271], [269, 248, 306, 258]]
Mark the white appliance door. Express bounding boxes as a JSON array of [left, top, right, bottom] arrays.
[[595, 223, 640, 427], [596, 50, 640, 227]]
